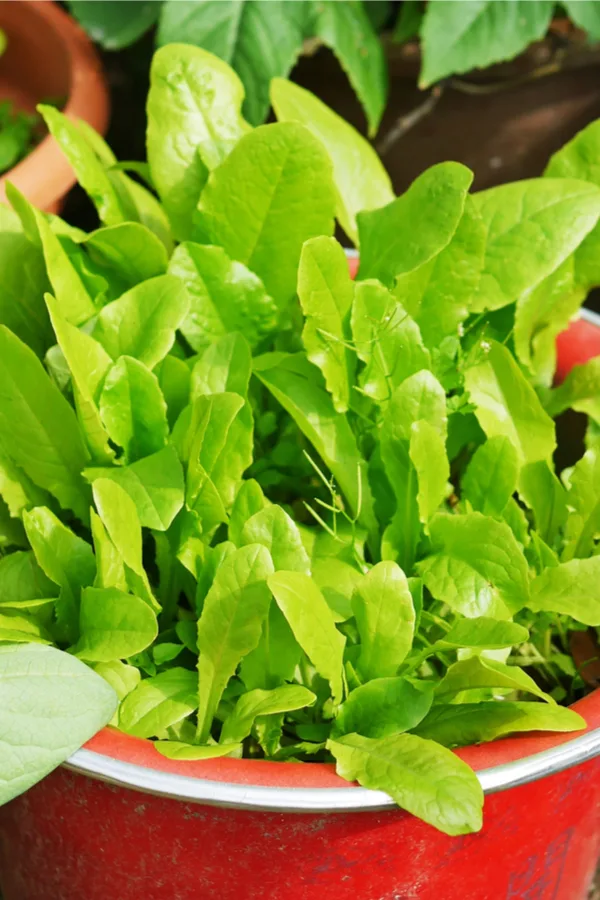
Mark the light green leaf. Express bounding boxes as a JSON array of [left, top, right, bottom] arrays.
[[417, 512, 530, 618], [420, 0, 554, 88], [434, 616, 529, 651], [410, 419, 449, 526], [298, 236, 354, 413], [119, 668, 198, 738], [74, 586, 158, 662], [197, 544, 274, 741], [0, 612, 51, 644], [267, 571, 346, 705], [241, 505, 310, 574], [415, 701, 585, 747], [357, 162, 473, 287], [169, 242, 278, 352], [157, 2, 308, 127], [435, 656, 553, 703], [353, 561, 415, 681], [196, 122, 336, 310], [23, 507, 96, 644], [90, 509, 127, 592], [253, 352, 376, 537], [351, 280, 430, 405], [68, 0, 160, 48], [518, 461, 567, 546], [190, 331, 252, 398], [85, 445, 185, 532], [328, 732, 483, 835], [312, 556, 363, 622], [93, 275, 190, 370], [0, 643, 117, 805], [83, 223, 169, 291], [221, 684, 316, 744], [99, 356, 169, 463], [313, 0, 387, 136], [229, 479, 267, 547], [563, 449, 600, 561], [147, 43, 249, 239], [527, 556, 600, 626], [393, 0, 423, 43], [462, 436, 519, 517], [270, 78, 393, 243], [156, 355, 191, 429], [45, 294, 114, 465], [545, 356, 600, 422], [0, 451, 48, 519], [464, 340, 556, 465], [155, 741, 241, 760], [470, 178, 600, 312], [0, 551, 56, 607], [333, 678, 434, 739], [239, 600, 301, 691], [393, 196, 485, 349], [91, 660, 140, 725]]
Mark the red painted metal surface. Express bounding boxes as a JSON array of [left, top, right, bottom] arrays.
[[555, 317, 600, 384], [0, 311, 599, 899]]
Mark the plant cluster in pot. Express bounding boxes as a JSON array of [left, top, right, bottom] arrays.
[[0, 0, 109, 213], [0, 42, 600, 900]]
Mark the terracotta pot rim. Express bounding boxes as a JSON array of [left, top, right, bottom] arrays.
[[0, 0, 109, 211]]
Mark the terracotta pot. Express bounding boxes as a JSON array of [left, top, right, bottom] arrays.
[[0, 0, 109, 214], [0, 314, 599, 900]]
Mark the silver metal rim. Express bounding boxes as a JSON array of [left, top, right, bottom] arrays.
[[66, 304, 600, 812]]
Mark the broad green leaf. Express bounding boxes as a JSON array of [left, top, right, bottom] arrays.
[[67, 0, 160, 49], [91, 478, 158, 611], [239, 600, 301, 691], [196, 122, 336, 310], [147, 42, 250, 240], [435, 656, 553, 703], [90, 509, 127, 592], [562, 0, 600, 39], [241, 505, 310, 574], [75, 586, 158, 662], [0, 204, 52, 356], [85, 445, 185, 532], [420, 1, 554, 88], [514, 257, 585, 387], [190, 331, 252, 398], [298, 236, 354, 413], [229, 479, 267, 547], [0, 643, 117, 805], [351, 280, 430, 405], [313, 0, 388, 137], [91, 660, 140, 725], [563, 449, 600, 560], [170, 243, 277, 352], [409, 419, 449, 526], [328, 732, 483, 836], [470, 178, 600, 312], [380, 370, 446, 570], [253, 353, 376, 537], [0, 328, 91, 520], [435, 617, 529, 651], [23, 507, 96, 644], [462, 436, 519, 517], [268, 571, 346, 705], [393, 0, 423, 43], [99, 356, 169, 463], [83, 223, 168, 291], [415, 701, 585, 748], [527, 556, 600, 626], [464, 340, 556, 465], [271, 78, 393, 243], [39, 106, 128, 227], [119, 668, 198, 738], [0, 451, 48, 519], [393, 197, 485, 349], [357, 162, 473, 287], [518, 461, 567, 546], [196, 544, 274, 740], [417, 512, 530, 618], [0, 612, 51, 644], [545, 357, 600, 422], [221, 684, 316, 744], [45, 294, 114, 465], [334, 678, 433, 739], [156, 355, 191, 429], [312, 556, 363, 622], [157, 2, 308, 127], [155, 741, 241, 760], [93, 275, 190, 370], [0, 551, 56, 607], [0, 503, 27, 550], [353, 561, 415, 681]]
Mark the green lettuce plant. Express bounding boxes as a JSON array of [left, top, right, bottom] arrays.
[[1, 43, 600, 835]]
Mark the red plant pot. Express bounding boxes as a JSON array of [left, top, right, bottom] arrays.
[[0, 311, 599, 900]]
